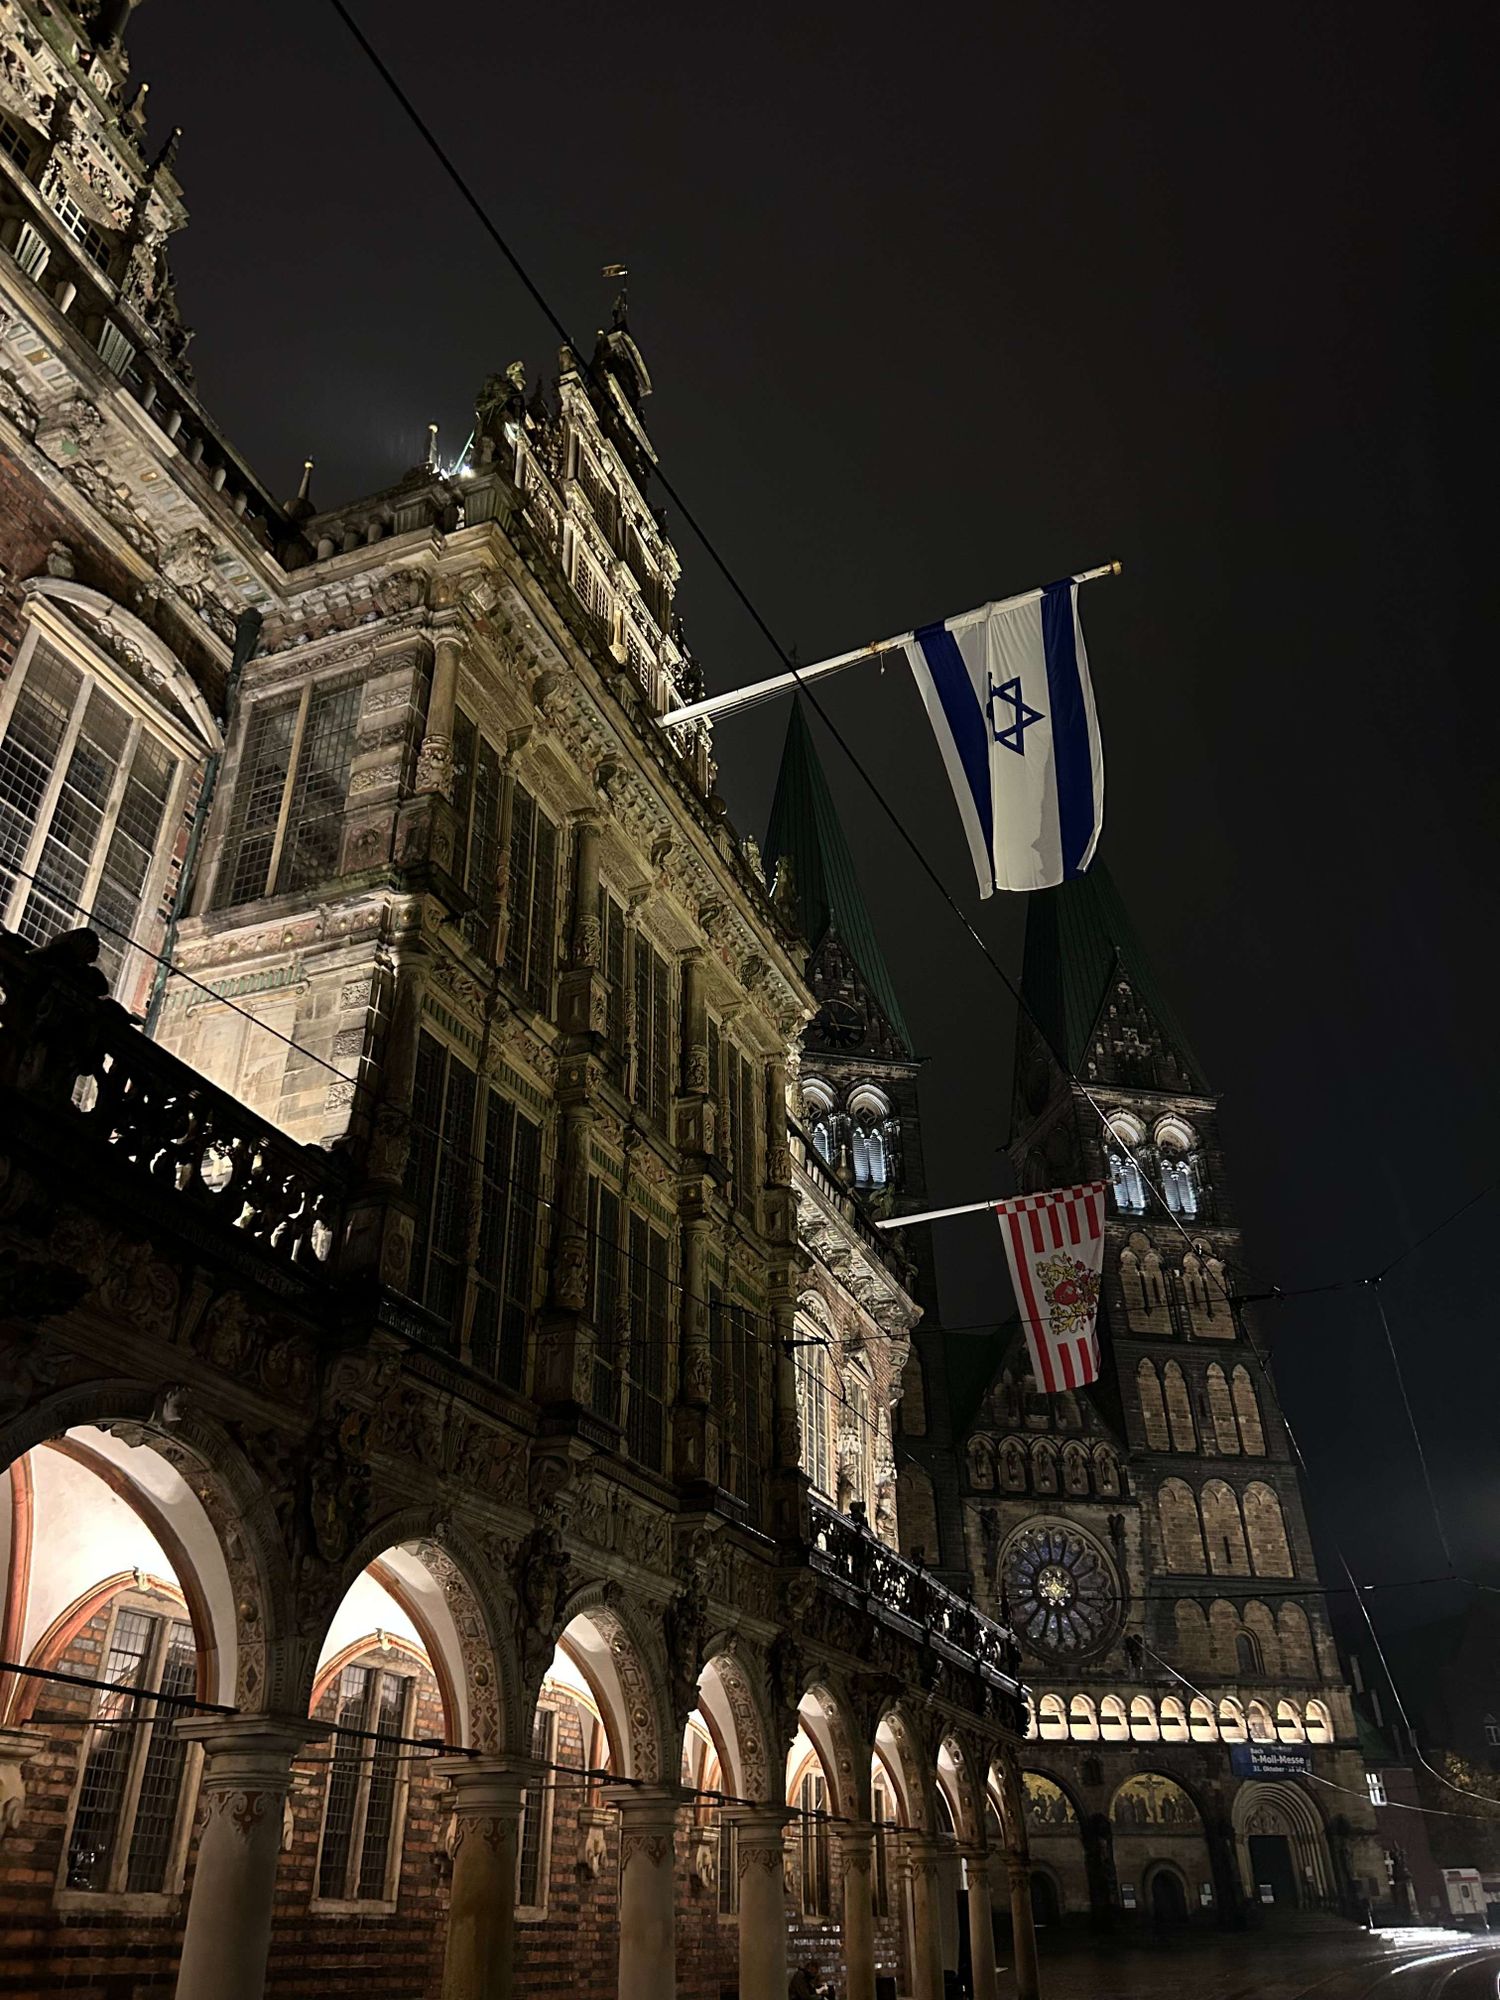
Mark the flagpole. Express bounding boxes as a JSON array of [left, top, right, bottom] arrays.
[[657, 560, 1122, 731], [873, 1198, 1002, 1230]]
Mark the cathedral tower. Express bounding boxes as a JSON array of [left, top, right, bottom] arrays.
[[952, 861, 1382, 1924]]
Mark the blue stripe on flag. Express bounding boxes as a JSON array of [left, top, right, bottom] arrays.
[[1040, 581, 1095, 878], [916, 621, 993, 865]]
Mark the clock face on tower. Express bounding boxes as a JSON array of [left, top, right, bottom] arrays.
[[1002, 1521, 1120, 1660], [814, 997, 866, 1048]]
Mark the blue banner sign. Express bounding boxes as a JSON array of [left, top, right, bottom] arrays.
[[1230, 1744, 1314, 1778]]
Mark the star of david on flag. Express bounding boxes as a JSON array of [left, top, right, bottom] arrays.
[[994, 1183, 1109, 1394], [904, 579, 1104, 894]]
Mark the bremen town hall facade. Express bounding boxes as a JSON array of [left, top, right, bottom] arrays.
[[0, 4, 1377, 1997]]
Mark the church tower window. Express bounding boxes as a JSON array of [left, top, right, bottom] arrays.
[[1155, 1116, 1204, 1219], [1106, 1114, 1147, 1213]]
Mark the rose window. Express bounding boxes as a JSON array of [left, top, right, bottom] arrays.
[[1006, 1523, 1118, 1658]]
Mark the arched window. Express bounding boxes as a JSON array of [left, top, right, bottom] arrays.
[[1038, 1694, 1068, 1742], [1137, 1361, 1169, 1451], [1069, 1695, 1099, 1741], [1159, 1481, 1206, 1573], [316, 1644, 423, 1905], [1201, 1481, 1250, 1575], [1218, 1698, 1248, 1743], [62, 1585, 198, 1895], [1106, 1114, 1147, 1212], [0, 599, 219, 1005], [1174, 1599, 1210, 1671], [1099, 1696, 1129, 1742], [796, 1335, 835, 1498], [1243, 1482, 1294, 1578], [1276, 1700, 1306, 1744], [1304, 1700, 1333, 1745], [1155, 1117, 1203, 1219], [1159, 1697, 1188, 1744], [1163, 1363, 1197, 1453], [1206, 1365, 1240, 1455], [1246, 1700, 1275, 1744], [797, 1765, 831, 1917], [1278, 1603, 1315, 1677], [1232, 1367, 1266, 1454], [1130, 1697, 1160, 1743], [848, 1085, 894, 1189], [1189, 1697, 1218, 1743], [1235, 1631, 1262, 1676]]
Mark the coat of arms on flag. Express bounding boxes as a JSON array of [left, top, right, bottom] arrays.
[[994, 1183, 1109, 1393]]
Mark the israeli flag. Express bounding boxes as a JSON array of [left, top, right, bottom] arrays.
[[904, 579, 1104, 895]]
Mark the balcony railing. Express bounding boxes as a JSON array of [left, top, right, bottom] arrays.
[[807, 1495, 1023, 1688], [0, 928, 345, 1288]]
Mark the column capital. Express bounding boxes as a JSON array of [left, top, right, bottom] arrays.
[[727, 1803, 796, 1840], [608, 1780, 693, 1826], [430, 1755, 528, 1816], [173, 1711, 328, 1787], [0, 1725, 46, 1767]]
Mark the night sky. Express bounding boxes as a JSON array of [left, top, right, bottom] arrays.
[[130, 1, 1499, 1621]]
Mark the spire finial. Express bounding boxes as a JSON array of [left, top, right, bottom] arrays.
[[602, 261, 629, 330], [425, 422, 439, 473], [297, 458, 314, 502]]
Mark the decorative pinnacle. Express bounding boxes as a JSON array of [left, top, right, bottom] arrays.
[[296, 458, 314, 502], [425, 422, 439, 472]]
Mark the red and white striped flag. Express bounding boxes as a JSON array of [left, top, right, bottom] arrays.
[[994, 1183, 1109, 1394]]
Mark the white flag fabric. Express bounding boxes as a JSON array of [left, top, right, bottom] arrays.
[[994, 1183, 1108, 1393], [904, 579, 1104, 895]]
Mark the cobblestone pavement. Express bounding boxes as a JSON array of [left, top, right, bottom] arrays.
[[994, 1917, 1500, 1998]]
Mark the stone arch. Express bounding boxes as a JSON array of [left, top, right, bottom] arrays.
[[1205, 1365, 1240, 1454], [1158, 1480, 1206, 1572], [24, 575, 224, 750], [875, 1699, 939, 1832], [312, 1511, 521, 1753], [1243, 1482, 1294, 1577], [1062, 1441, 1091, 1495], [1200, 1480, 1250, 1575], [695, 1643, 775, 1803], [1231, 1778, 1334, 1902], [554, 1584, 675, 1782], [1136, 1359, 1169, 1451], [793, 1679, 862, 1819], [1163, 1363, 1197, 1452], [1109, 1770, 1204, 1830], [1278, 1603, 1316, 1676], [1244, 1600, 1281, 1676], [1031, 1438, 1060, 1494], [1037, 1692, 1069, 1741], [1093, 1443, 1122, 1497], [1232, 1366, 1266, 1453], [0, 1384, 291, 1710], [937, 1734, 983, 1845], [1173, 1598, 1210, 1671], [1208, 1598, 1241, 1674]]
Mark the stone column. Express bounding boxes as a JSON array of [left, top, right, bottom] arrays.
[[734, 1807, 792, 2000], [836, 1820, 878, 2000], [417, 631, 462, 796], [430, 1758, 526, 2000], [615, 1787, 683, 2000], [1006, 1851, 1041, 2000], [906, 1836, 948, 2000], [964, 1850, 1001, 2000], [173, 1715, 326, 2000]]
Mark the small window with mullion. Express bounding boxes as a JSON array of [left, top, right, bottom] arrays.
[[471, 1088, 541, 1388]]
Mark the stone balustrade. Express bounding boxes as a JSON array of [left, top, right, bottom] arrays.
[[0, 927, 345, 1288]]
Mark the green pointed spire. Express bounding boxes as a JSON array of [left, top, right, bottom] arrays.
[[764, 698, 911, 1050], [1021, 859, 1207, 1091]]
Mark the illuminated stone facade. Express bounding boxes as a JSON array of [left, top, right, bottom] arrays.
[[0, 7, 1030, 1999], [900, 864, 1386, 1926]]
